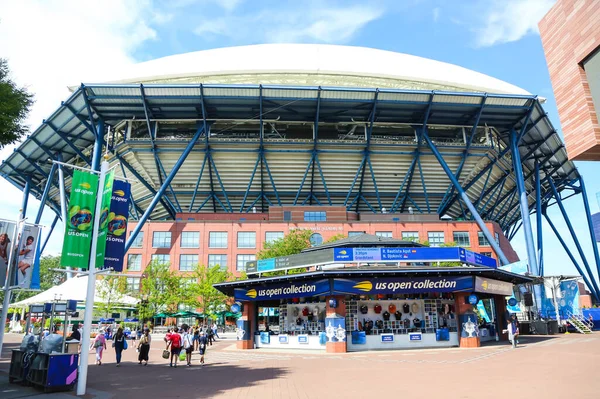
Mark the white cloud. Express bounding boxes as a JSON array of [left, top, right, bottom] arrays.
[[473, 0, 555, 47], [170, 0, 244, 11], [193, 4, 383, 43], [432, 7, 440, 22], [0, 0, 162, 253]]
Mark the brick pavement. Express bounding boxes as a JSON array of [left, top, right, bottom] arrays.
[[1, 333, 600, 398]]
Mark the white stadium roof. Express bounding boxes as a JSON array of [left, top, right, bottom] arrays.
[[103, 44, 530, 95]]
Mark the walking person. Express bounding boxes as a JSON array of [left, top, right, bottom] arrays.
[[166, 327, 182, 367], [193, 325, 200, 351], [507, 316, 520, 348], [207, 325, 214, 346], [91, 329, 107, 365], [137, 328, 151, 366], [113, 327, 126, 366], [182, 325, 194, 367], [198, 331, 208, 366], [212, 323, 220, 340]]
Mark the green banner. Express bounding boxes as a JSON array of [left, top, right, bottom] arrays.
[[96, 170, 115, 268], [60, 169, 99, 269]]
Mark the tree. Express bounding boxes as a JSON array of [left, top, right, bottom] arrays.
[[257, 229, 313, 260], [95, 276, 127, 318], [139, 261, 181, 321], [190, 264, 231, 321], [0, 59, 34, 149]]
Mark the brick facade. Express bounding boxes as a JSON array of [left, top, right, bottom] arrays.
[[539, 0, 600, 160]]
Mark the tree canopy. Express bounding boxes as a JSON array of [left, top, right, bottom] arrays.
[[0, 59, 34, 149]]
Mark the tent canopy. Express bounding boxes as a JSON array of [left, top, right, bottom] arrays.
[[10, 276, 139, 309]]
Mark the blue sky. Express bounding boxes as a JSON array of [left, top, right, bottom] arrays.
[[1, 0, 599, 284]]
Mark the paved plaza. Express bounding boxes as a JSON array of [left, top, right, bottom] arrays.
[[1, 333, 599, 398]]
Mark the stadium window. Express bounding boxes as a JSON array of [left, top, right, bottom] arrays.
[[478, 232, 490, 246], [304, 211, 327, 222], [127, 254, 142, 271], [402, 232, 419, 242], [453, 232, 470, 247], [151, 254, 170, 265], [376, 231, 393, 238], [208, 254, 228, 271], [481, 252, 493, 257], [237, 232, 256, 248], [152, 231, 171, 248], [310, 233, 323, 247], [130, 231, 144, 248], [126, 277, 140, 293], [265, 231, 284, 244], [179, 254, 198, 271], [237, 254, 256, 272], [209, 232, 228, 248], [180, 232, 199, 248], [348, 231, 365, 237], [428, 232, 444, 247], [494, 232, 500, 244]]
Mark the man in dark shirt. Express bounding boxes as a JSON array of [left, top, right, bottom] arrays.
[[68, 324, 81, 341]]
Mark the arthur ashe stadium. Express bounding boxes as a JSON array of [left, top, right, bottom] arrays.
[[1, 44, 600, 303]]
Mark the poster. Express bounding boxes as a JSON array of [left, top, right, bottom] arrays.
[[103, 180, 131, 271], [60, 169, 99, 269], [0, 219, 17, 287], [11, 223, 41, 289], [95, 170, 115, 268]]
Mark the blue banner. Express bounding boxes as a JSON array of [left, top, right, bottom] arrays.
[[333, 247, 496, 268], [332, 276, 473, 295], [103, 180, 131, 271], [234, 278, 331, 301]]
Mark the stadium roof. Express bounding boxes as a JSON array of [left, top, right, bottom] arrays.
[[102, 44, 531, 95], [0, 83, 577, 233]]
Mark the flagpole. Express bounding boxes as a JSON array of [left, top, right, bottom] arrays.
[[76, 160, 108, 396]]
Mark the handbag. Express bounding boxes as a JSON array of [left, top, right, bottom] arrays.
[[162, 349, 170, 359], [123, 339, 128, 350], [179, 352, 186, 361]]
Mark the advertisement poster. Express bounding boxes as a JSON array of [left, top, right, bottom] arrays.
[[0, 219, 17, 287], [11, 223, 41, 289], [60, 169, 99, 269], [95, 170, 115, 269], [103, 180, 131, 271]]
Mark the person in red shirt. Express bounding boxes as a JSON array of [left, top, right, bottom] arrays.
[[166, 328, 182, 367]]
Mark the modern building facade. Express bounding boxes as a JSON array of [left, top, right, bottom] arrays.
[[539, 0, 600, 160]]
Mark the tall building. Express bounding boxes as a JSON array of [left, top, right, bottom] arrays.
[[539, 0, 600, 160]]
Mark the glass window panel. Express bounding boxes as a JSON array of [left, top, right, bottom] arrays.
[[375, 231, 393, 238], [209, 232, 228, 248], [208, 254, 228, 271], [237, 232, 256, 248], [237, 254, 256, 271], [265, 231, 284, 244], [179, 254, 198, 271], [310, 233, 323, 247], [428, 232, 445, 247], [303, 211, 327, 222], [130, 231, 144, 248], [453, 232, 470, 247], [348, 231, 365, 237], [478, 232, 490, 246], [402, 232, 419, 241], [152, 232, 171, 248], [127, 254, 142, 271], [180, 232, 200, 248], [151, 254, 170, 264]]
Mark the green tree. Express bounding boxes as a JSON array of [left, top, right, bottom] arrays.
[[139, 261, 181, 321], [324, 233, 346, 243], [257, 229, 313, 260], [0, 59, 34, 148], [95, 275, 127, 318], [189, 264, 231, 320]]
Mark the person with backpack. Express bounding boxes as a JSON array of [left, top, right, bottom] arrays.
[[137, 328, 151, 366], [91, 328, 107, 365], [166, 326, 182, 367], [181, 325, 194, 367], [198, 330, 208, 366]]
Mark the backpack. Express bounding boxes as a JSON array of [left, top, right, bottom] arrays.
[[171, 333, 181, 348], [183, 333, 191, 349]]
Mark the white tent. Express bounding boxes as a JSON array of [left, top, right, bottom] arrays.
[[9, 275, 139, 308]]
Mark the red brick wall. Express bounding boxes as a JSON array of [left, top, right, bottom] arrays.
[[539, 0, 600, 160]]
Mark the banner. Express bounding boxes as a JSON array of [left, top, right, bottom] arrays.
[[332, 276, 473, 295], [0, 219, 17, 287], [60, 169, 99, 269], [11, 223, 41, 289], [234, 279, 331, 301], [95, 170, 115, 268], [103, 180, 131, 271], [474, 277, 513, 296]]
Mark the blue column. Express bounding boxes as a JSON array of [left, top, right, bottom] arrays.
[[41, 215, 59, 253], [578, 176, 600, 285], [124, 124, 205, 252], [509, 130, 539, 275], [535, 162, 543, 276], [422, 128, 510, 265], [21, 178, 31, 219], [35, 163, 57, 224], [91, 119, 104, 172]]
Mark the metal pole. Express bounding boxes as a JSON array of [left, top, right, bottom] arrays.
[[579, 176, 600, 284], [125, 124, 204, 252], [422, 129, 510, 265], [91, 120, 104, 172], [76, 160, 108, 396], [535, 162, 543, 276], [509, 130, 539, 276]]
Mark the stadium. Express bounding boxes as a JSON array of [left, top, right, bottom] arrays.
[[2, 45, 600, 338]]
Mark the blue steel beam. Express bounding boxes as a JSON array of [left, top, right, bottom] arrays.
[[535, 161, 543, 276], [422, 127, 510, 265], [40, 215, 59, 254], [91, 119, 104, 171], [80, 85, 99, 138], [125, 124, 204, 252], [475, 167, 494, 209], [44, 121, 92, 165], [390, 157, 418, 213], [117, 161, 142, 220], [417, 157, 429, 213], [516, 100, 537, 145], [259, 85, 265, 211], [578, 176, 600, 286], [355, 90, 379, 213], [510, 129, 539, 276], [309, 87, 321, 206], [35, 162, 57, 224], [548, 178, 600, 297], [64, 103, 96, 136], [544, 211, 600, 301]]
